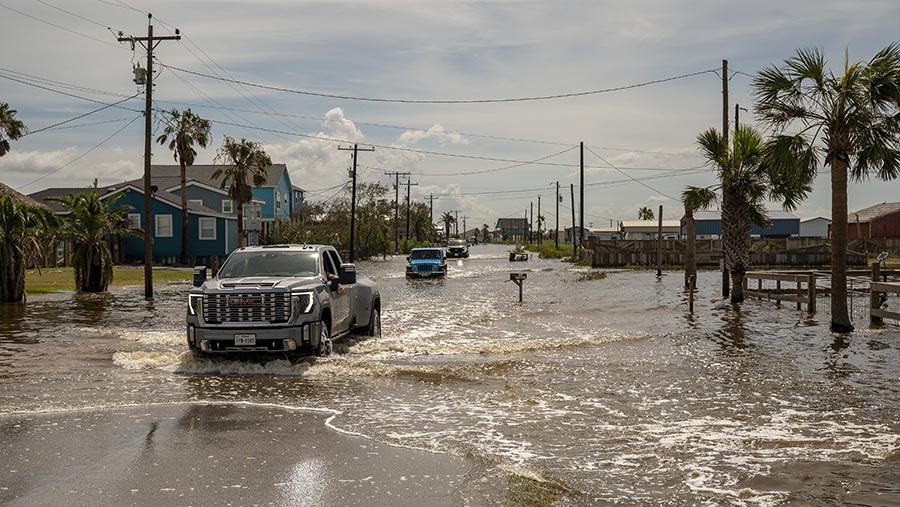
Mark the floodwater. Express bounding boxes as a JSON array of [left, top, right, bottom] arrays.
[[1, 244, 899, 506]]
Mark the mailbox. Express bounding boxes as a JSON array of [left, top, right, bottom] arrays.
[[510, 272, 527, 281]]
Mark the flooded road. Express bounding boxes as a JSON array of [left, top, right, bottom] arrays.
[[2, 244, 899, 506]]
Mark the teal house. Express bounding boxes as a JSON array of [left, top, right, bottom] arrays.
[[152, 164, 298, 237], [30, 182, 237, 264]]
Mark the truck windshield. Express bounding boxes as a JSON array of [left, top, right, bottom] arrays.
[[411, 250, 441, 260], [448, 239, 466, 246], [218, 251, 318, 278]]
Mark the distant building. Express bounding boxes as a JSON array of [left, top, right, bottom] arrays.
[[564, 226, 622, 243], [683, 210, 800, 239], [291, 185, 305, 217], [621, 220, 681, 239], [834, 202, 900, 239], [799, 217, 830, 238], [495, 218, 528, 241]]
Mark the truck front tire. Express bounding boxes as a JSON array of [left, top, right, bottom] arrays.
[[366, 306, 382, 337], [315, 322, 332, 357]]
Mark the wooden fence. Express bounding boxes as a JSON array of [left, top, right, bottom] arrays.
[[743, 271, 816, 312], [586, 238, 881, 268]]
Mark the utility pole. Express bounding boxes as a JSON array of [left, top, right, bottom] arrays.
[[570, 183, 577, 257], [735, 103, 748, 130], [403, 179, 418, 241], [462, 216, 468, 240], [579, 141, 585, 259], [118, 14, 180, 299], [428, 194, 438, 229], [337, 144, 375, 262], [555, 181, 560, 249], [386, 171, 410, 252], [537, 195, 542, 245], [529, 202, 533, 244], [454, 210, 459, 238], [721, 59, 730, 297]]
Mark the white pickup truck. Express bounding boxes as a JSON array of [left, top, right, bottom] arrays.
[[186, 244, 381, 357]]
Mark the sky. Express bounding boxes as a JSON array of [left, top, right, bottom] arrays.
[[2, 0, 900, 229]]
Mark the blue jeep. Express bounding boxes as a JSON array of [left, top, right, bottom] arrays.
[[406, 248, 447, 278]]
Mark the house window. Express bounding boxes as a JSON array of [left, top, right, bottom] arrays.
[[155, 214, 173, 237], [222, 199, 233, 213], [189, 199, 203, 207], [256, 207, 261, 219], [198, 217, 216, 240], [127, 213, 141, 229]]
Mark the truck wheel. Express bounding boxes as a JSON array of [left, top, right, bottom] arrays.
[[315, 323, 332, 357], [366, 307, 382, 337]]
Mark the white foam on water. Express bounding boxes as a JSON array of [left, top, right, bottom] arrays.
[[112, 351, 182, 370]]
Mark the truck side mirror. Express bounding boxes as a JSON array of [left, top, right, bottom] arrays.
[[406, 256, 410, 262], [338, 263, 357, 285], [193, 266, 208, 287]]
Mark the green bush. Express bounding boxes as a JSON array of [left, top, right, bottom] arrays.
[[524, 243, 574, 259]]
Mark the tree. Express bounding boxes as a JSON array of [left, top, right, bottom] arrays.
[[753, 45, 900, 332], [213, 137, 271, 248], [637, 206, 655, 221], [156, 109, 212, 265], [683, 126, 814, 303], [482, 223, 490, 243], [0, 102, 27, 157], [0, 195, 54, 302], [439, 211, 455, 240], [49, 186, 138, 292]]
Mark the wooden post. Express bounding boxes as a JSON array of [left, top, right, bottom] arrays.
[[871, 263, 883, 326], [656, 205, 663, 277], [807, 274, 816, 313], [796, 278, 802, 311], [689, 275, 695, 313], [211, 256, 219, 277], [776, 280, 781, 306]]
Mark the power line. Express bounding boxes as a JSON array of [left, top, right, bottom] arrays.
[[0, 71, 143, 113], [15, 115, 142, 191], [34, 0, 113, 29], [29, 116, 137, 132], [22, 92, 141, 137], [0, 2, 124, 49], [1, 64, 704, 159], [585, 145, 683, 202], [160, 63, 719, 104]]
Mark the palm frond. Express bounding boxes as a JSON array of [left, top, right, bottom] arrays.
[[681, 185, 719, 211]]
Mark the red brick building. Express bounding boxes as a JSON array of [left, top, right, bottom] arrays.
[[830, 202, 900, 239]]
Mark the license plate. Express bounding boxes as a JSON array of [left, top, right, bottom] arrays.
[[234, 334, 256, 346]]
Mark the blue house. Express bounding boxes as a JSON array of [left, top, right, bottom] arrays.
[[152, 163, 298, 237], [683, 210, 800, 239], [159, 179, 264, 246], [31, 183, 237, 264]]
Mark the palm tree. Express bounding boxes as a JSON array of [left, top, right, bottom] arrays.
[[0, 194, 54, 302], [683, 125, 814, 303], [0, 102, 27, 157], [156, 108, 212, 265], [439, 211, 455, 240], [213, 137, 271, 248], [753, 45, 900, 332], [49, 187, 138, 292], [637, 206, 655, 221]]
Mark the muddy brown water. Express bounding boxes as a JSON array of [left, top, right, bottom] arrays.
[[1, 244, 899, 506]]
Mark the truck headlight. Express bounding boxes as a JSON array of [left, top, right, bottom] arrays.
[[291, 292, 314, 314], [188, 294, 203, 315]]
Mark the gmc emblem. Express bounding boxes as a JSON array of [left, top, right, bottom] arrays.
[[228, 296, 263, 306]]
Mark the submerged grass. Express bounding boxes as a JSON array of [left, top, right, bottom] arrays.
[[576, 270, 607, 282], [25, 266, 191, 295], [505, 472, 572, 506]]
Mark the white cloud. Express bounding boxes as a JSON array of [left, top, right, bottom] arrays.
[[398, 125, 469, 146], [0, 148, 78, 174]]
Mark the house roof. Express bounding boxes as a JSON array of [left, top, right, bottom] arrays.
[[621, 220, 682, 230], [496, 218, 528, 228], [691, 210, 800, 221], [1, 182, 47, 208], [30, 183, 231, 219], [801, 216, 831, 223], [292, 184, 305, 193], [150, 163, 288, 188], [849, 202, 900, 223]]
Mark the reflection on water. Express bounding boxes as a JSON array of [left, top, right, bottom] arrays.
[[1, 245, 899, 506]]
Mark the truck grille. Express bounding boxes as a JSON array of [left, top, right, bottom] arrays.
[[414, 264, 437, 273], [203, 292, 291, 324]]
